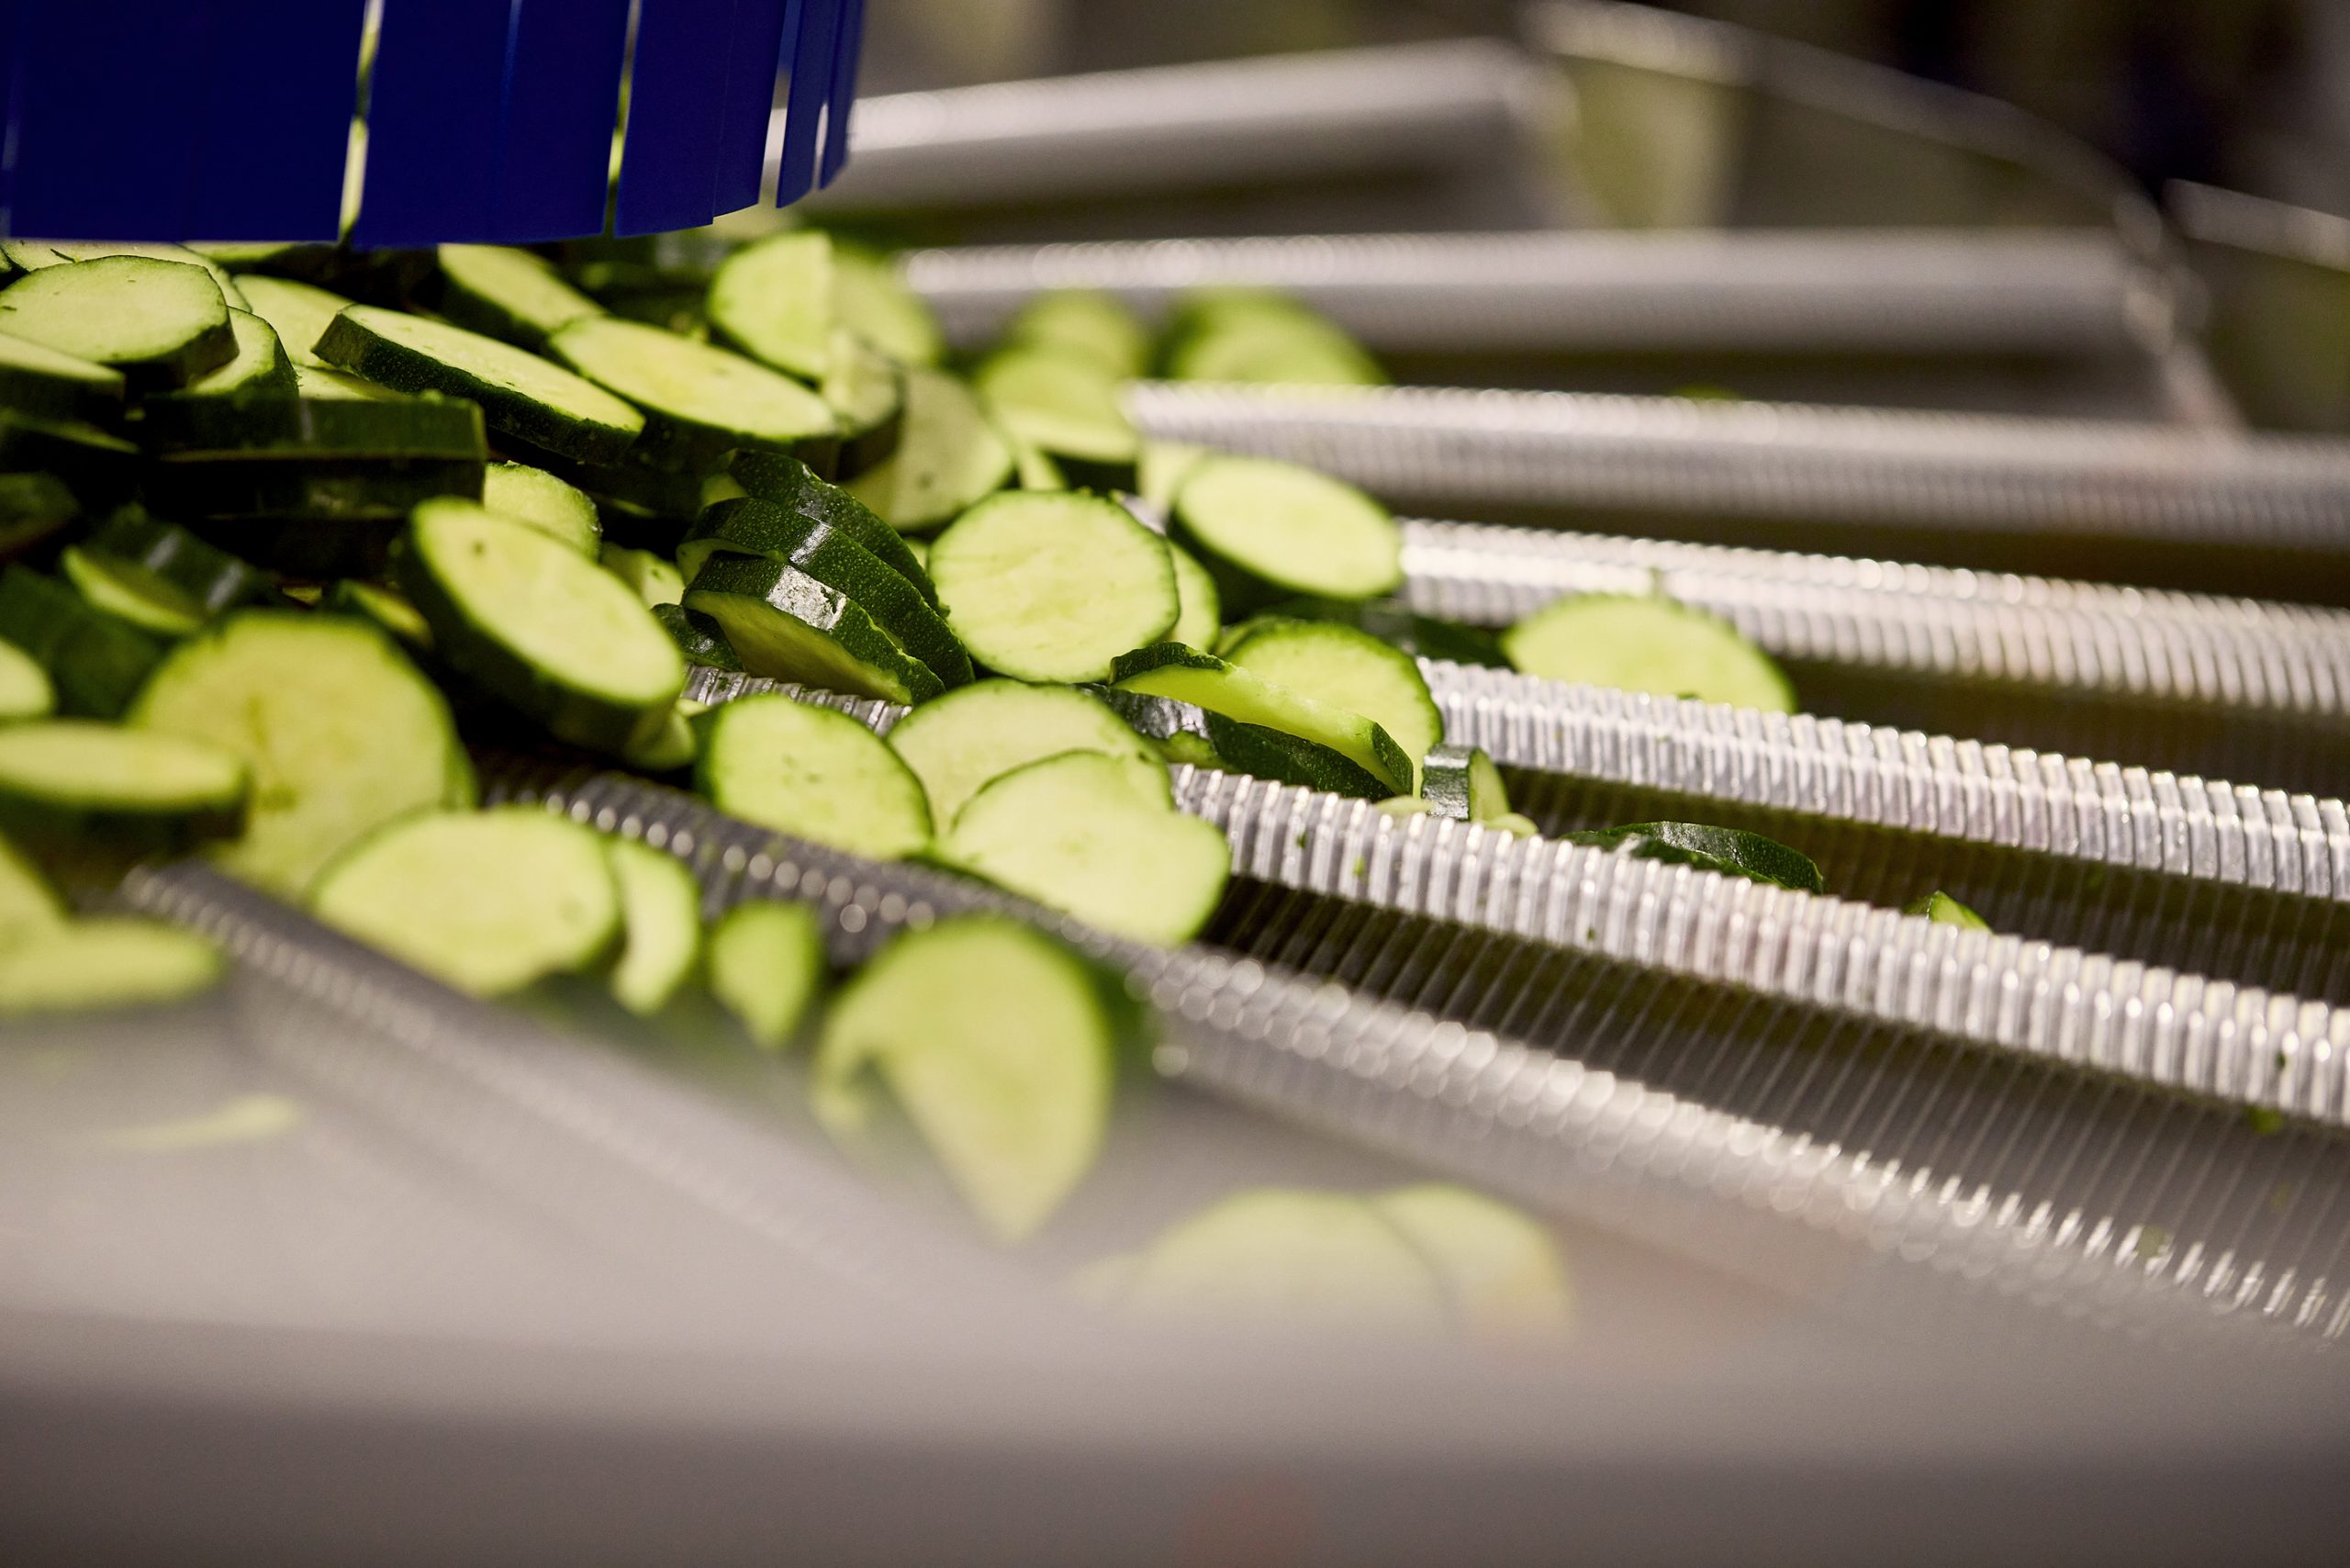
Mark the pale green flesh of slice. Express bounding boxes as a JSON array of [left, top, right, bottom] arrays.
[[0, 327, 125, 391], [1115, 662, 1404, 792], [711, 232, 834, 380], [1371, 1183, 1573, 1338], [843, 369, 1013, 531], [1165, 543, 1221, 650], [1502, 595, 1795, 713], [1224, 626, 1441, 789], [886, 680, 1159, 826], [440, 244, 603, 335], [0, 259, 225, 367], [0, 834, 63, 941], [349, 307, 643, 430], [832, 249, 944, 367], [0, 919, 223, 1015], [0, 721, 243, 808], [1178, 456, 1401, 598], [606, 837, 703, 1016], [483, 463, 599, 554], [703, 698, 931, 860], [0, 639, 56, 720], [235, 276, 351, 367], [1121, 1189, 1450, 1330], [554, 318, 834, 439], [184, 309, 285, 394], [61, 546, 205, 635], [692, 592, 918, 703], [977, 352, 1137, 463], [930, 494, 1177, 682], [708, 899, 824, 1047]]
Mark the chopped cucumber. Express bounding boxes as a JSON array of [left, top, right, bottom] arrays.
[[0, 639, 54, 721], [1, 241, 250, 310], [708, 231, 834, 381], [1002, 426, 1066, 491], [311, 807, 621, 997], [1502, 594, 1796, 714], [694, 692, 933, 860], [80, 510, 275, 624], [652, 602, 741, 670], [707, 898, 826, 1047], [1164, 306, 1385, 386], [235, 275, 353, 368], [431, 245, 605, 349], [180, 309, 297, 399], [0, 720, 246, 849], [0, 565, 166, 718], [0, 473, 80, 557], [1262, 596, 1508, 668], [140, 388, 488, 458], [1221, 618, 1443, 790], [0, 918, 223, 1016], [327, 579, 432, 650], [1002, 289, 1150, 379], [0, 258, 234, 390], [930, 491, 1177, 683], [821, 328, 905, 478], [842, 368, 1013, 532], [482, 462, 600, 554], [61, 546, 206, 636], [293, 363, 401, 399], [1112, 643, 1413, 796], [1368, 1184, 1573, 1339], [129, 612, 468, 896], [1908, 890, 1990, 930], [1166, 542, 1222, 652], [1091, 686, 1393, 799], [1563, 821, 1823, 893], [1136, 440, 1208, 512], [319, 305, 644, 464], [547, 317, 839, 475], [398, 498, 685, 755], [1420, 744, 1510, 823], [942, 751, 1229, 945], [972, 347, 1139, 492], [813, 914, 1115, 1240], [599, 543, 685, 609], [1171, 454, 1402, 610], [0, 330, 126, 423], [681, 554, 945, 705], [886, 679, 1160, 826], [622, 704, 699, 774], [0, 833, 64, 943], [831, 245, 944, 368], [728, 449, 941, 607], [606, 836, 704, 1015], [1115, 1189, 1450, 1331]]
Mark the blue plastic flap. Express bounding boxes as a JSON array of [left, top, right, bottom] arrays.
[[818, 0, 866, 186], [711, 0, 793, 216], [491, 0, 633, 242], [10, 4, 214, 241], [772, 0, 840, 207], [613, 0, 733, 238], [352, 0, 510, 247]]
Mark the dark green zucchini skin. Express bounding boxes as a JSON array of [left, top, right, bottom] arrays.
[[0, 779, 246, 855], [1562, 822, 1825, 893], [727, 450, 937, 607], [1262, 596, 1507, 668], [681, 554, 945, 706], [314, 310, 640, 465], [1090, 686, 1391, 801], [0, 474, 81, 560], [136, 389, 487, 455], [0, 565, 165, 718], [0, 351, 125, 427], [82, 510, 283, 617], [0, 413, 140, 508], [149, 453, 485, 577], [652, 602, 742, 671]]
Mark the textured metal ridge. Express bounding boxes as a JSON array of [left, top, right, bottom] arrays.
[[1125, 382, 2350, 548], [1403, 519, 2350, 716], [904, 230, 2158, 356]]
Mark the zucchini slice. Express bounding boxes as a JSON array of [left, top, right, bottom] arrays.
[[1111, 643, 1413, 796], [971, 347, 1140, 492], [1170, 454, 1402, 610], [1502, 593, 1797, 714], [1371, 1184, 1573, 1340], [708, 231, 834, 381], [1002, 289, 1151, 380], [1164, 308, 1385, 387], [0, 719, 247, 848], [0, 639, 53, 722], [431, 244, 605, 349], [942, 750, 1230, 946], [1907, 890, 1990, 930], [1221, 618, 1443, 790], [78, 510, 276, 620], [327, 579, 433, 651], [1166, 542, 1222, 652], [397, 499, 685, 755], [1113, 1189, 1449, 1331], [311, 808, 621, 997], [0, 831, 64, 942], [681, 498, 970, 687], [842, 368, 1013, 533], [599, 543, 685, 609], [237, 275, 353, 369], [0, 918, 224, 1016], [61, 547, 206, 636], [830, 245, 944, 368], [0, 411, 141, 502], [821, 328, 905, 478], [0, 258, 234, 390], [0, 565, 166, 719], [546, 317, 839, 475], [812, 914, 1115, 1241], [886, 679, 1160, 827], [681, 554, 945, 705], [928, 491, 1177, 684], [652, 602, 742, 670], [136, 389, 486, 456], [707, 898, 826, 1047], [1419, 744, 1511, 823], [1137, 440, 1208, 512], [0, 472, 80, 557], [1261, 596, 1508, 668], [180, 309, 297, 399], [0, 330, 126, 424], [1091, 686, 1393, 800], [482, 461, 600, 554], [2, 241, 251, 310], [727, 449, 939, 607], [606, 836, 705, 1016], [149, 453, 485, 579], [318, 305, 643, 464], [693, 691, 933, 860], [129, 612, 468, 897], [1562, 821, 1823, 893]]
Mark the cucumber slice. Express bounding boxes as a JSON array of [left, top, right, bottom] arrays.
[[1419, 744, 1509, 823], [0, 832, 64, 943], [972, 347, 1140, 492], [842, 368, 1013, 533], [1562, 821, 1823, 893], [1502, 594, 1796, 713], [812, 914, 1114, 1240], [546, 317, 839, 475], [599, 543, 685, 609], [0, 565, 166, 718], [431, 245, 604, 349], [708, 231, 834, 381], [707, 898, 826, 1047], [886, 679, 1160, 827], [831, 245, 944, 368], [151, 453, 483, 579], [1368, 1184, 1573, 1338], [942, 751, 1229, 946], [1091, 686, 1393, 799], [482, 462, 600, 554], [606, 836, 705, 1016], [1165, 311, 1384, 386], [180, 309, 297, 399], [0, 918, 223, 1016], [1136, 441, 1208, 512], [1908, 890, 1990, 930], [1221, 618, 1443, 790], [2, 241, 250, 310], [0, 330, 126, 423], [311, 807, 621, 997], [0, 639, 53, 721], [1003, 426, 1066, 492], [129, 612, 468, 896], [681, 498, 970, 687], [693, 691, 933, 860], [0, 412, 139, 502], [327, 579, 433, 651], [1003, 289, 1150, 380], [1261, 596, 1508, 668], [929, 491, 1177, 684], [291, 363, 397, 399], [821, 328, 905, 478], [398, 498, 685, 755], [136, 390, 486, 456], [234, 276, 352, 368], [0, 719, 246, 848], [1116, 1189, 1449, 1331], [61, 547, 206, 636], [319, 306, 644, 464], [728, 449, 940, 608], [1166, 542, 1221, 652], [682, 554, 945, 705], [1171, 454, 1402, 610], [1111, 643, 1413, 796], [85, 510, 276, 622], [0, 472, 81, 556], [652, 602, 741, 670], [621, 704, 699, 774], [0, 258, 234, 390]]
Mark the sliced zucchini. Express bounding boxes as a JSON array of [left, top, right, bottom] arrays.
[[1420, 744, 1510, 823], [1562, 821, 1823, 893], [0, 258, 234, 390], [482, 462, 600, 554], [1003, 427, 1066, 492], [0, 412, 141, 501], [1164, 306, 1385, 386], [152, 456, 483, 579], [1502, 594, 1796, 713], [812, 914, 1114, 1241], [327, 579, 432, 650], [0, 832, 64, 942], [1112, 643, 1413, 796], [135, 390, 485, 456], [431, 245, 605, 349], [887, 680, 1161, 827], [831, 244, 944, 368], [1166, 542, 1221, 652], [0, 719, 246, 848], [0, 639, 53, 721], [291, 363, 397, 399], [681, 554, 944, 705], [318, 305, 643, 464], [1002, 289, 1150, 380], [842, 368, 1014, 533], [821, 328, 905, 478], [2, 241, 251, 310], [0, 565, 165, 718], [546, 317, 839, 475], [929, 491, 1177, 684], [62, 547, 206, 636], [1136, 441, 1208, 513], [708, 230, 834, 381], [0, 330, 126, 424], [599, 543, 685, 609], [233, 275, 352, 368], [1170, 454, 1402, 610], [311, 807, 621, 997], [693, 691, 933, 860], [1221, 618, 1443, 789], [1091, 687, 1393, 800], [972, 347, 1139, 492], [652, 602, 741, 670], [1908, 890, 1990, 930], [1115, 1189, 1449, 1331], [180, 309, 297, 399], [728, 449, 940, 607], [0, 472, 80, 556], [129, 611, 468, 896], [1261, 596, 1508, 668], [707, 898, 826, 1047], [0, 918, 224, 1016], [397, 498, 685, 755], [79, 510, 275, 617], [942, 751, 1229, 946], [1371, 1183, 1573, 1340], [681, 498, 969, 687], [606, 836, 705, 1016]]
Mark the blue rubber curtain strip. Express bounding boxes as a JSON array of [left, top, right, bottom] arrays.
[[817, 0, 865, 186], [711, 0, 793, 216], [184, 2, 371, 241], [612, 0, 733, 237], [489, 0, 633, 242], [771, 0, 839, 207], [352, 0, 512, 247]]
